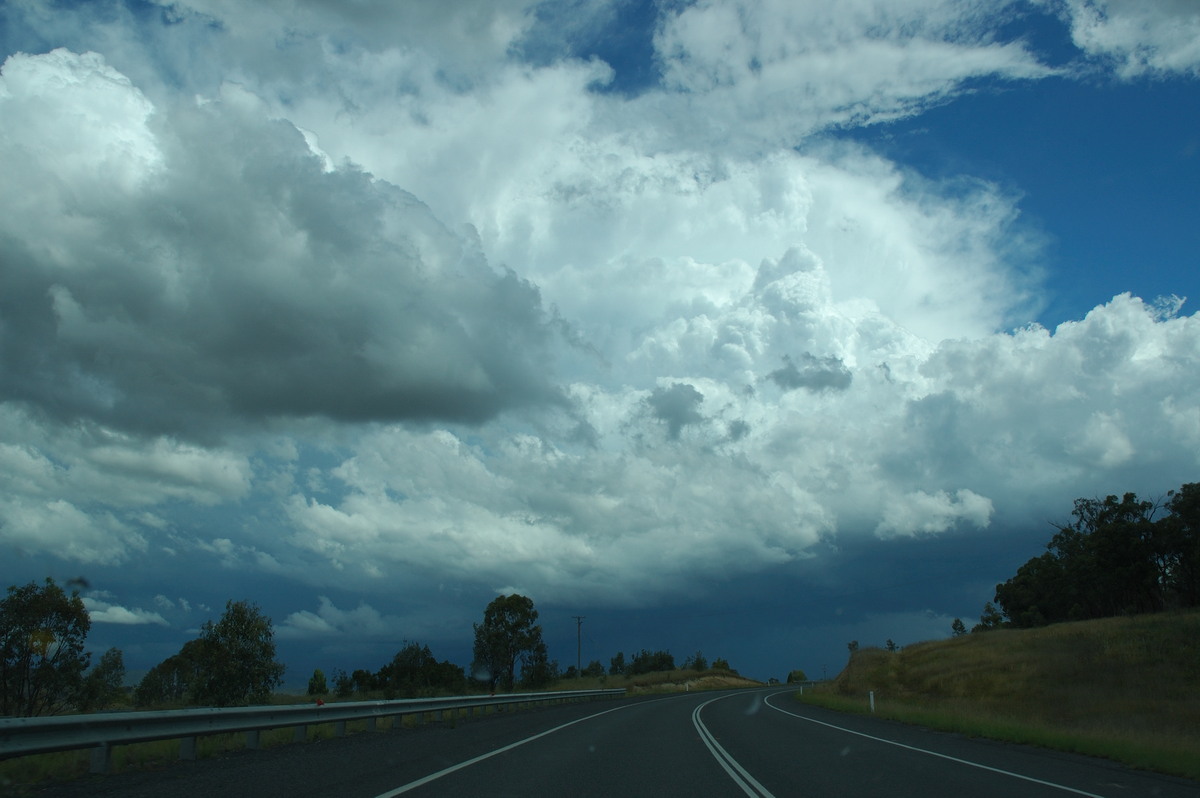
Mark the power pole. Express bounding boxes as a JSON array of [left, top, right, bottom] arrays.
[[572, 616, 585, 676]]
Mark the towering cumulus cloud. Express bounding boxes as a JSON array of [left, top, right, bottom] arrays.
[[0, 1, 1197, 678]]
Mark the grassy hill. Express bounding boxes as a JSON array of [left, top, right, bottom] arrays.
[[802, 610, 1200, 779]]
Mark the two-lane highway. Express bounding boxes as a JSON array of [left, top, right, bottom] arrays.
[[29, 689, 1200, 797]]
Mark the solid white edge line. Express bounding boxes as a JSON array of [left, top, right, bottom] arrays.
[[692, 695, 777, 798], [762, 691, 1107, 798], [373, 696, 673, 797]]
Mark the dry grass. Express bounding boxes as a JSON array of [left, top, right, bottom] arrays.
[[548, 668, 762, 694], [803, 610, 1200, 779]]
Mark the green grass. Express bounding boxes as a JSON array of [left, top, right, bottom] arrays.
[[799, 610, 1200, 780]]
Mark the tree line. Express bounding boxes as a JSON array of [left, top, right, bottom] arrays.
[[955, 482, 1199, 633], [2, 585, 734, 716]]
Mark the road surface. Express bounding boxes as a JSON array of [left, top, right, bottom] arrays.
[[29, 689, 1199, 797]]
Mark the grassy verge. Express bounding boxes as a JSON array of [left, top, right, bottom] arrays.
[[799, 610, 1200, 780]]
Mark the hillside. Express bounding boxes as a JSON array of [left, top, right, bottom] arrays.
[[814, 610, 1200, 778]]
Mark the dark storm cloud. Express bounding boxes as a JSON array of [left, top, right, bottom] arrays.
[[646, 382, 705, 440], [767, 353, 853, 392], [0, 61, 564, 439]]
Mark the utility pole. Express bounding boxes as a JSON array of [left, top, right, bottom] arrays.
[[572, 616, 585, 677]]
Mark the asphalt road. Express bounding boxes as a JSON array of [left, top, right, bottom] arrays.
[[29, 689, 1200, 797]]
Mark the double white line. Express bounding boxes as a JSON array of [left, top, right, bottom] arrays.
[[692, 696, 777, 798]]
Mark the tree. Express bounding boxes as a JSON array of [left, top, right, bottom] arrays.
[[376, 641, 466, 697], [78, 647, 125, 712], [307, 668, 328, 696], [885, 639, 897, 652], [847, 640, 859, 653], [137, 600, 286, 708], [1160, 483, 1200, 607], [135, 639, 205, 707], [973, 601, 1005, 632], [609, 651, 626, 676], [350, 668, 376, 694], [583, 659, 605, 678], [190, 600, 285, 706], [951, 618, 967, 636], [331, 668, 354, 698], [1, 578, 91, 716], [995, 492, 1165, 627], [786, 669, 808, 683], [518, 639, 556, 688], [627, 649, 675, 675], [683, 651, 708, 671], [711, 657, 731, 671], [471, 594, 545, 691]]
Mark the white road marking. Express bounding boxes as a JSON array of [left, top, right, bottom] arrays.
[[763, 691, 1107, 798], [693, 695, 777, 798], [373, 697, 672, 797]]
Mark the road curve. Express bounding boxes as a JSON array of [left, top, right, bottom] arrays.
[[27, 689, 1200, 797]]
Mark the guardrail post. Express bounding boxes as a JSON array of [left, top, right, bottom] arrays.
[[246, 730, 261, 750], [366, 717, 377, 732], [180, 736, 197, 761], [293, 725, 307, 743], [335, 720, 347, 737], [90, 743, 111, 774], [869, 691, 875, 713]]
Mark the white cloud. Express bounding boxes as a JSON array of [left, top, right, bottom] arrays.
[[1, 1, 1197, 639], [1057, 0, 1200, 77], [0, 495, 144, 565], [648, 0, 1052, 148], [277, 596, 410, 640], [83, 596, 169, 625], [875, 489, 994, 538]]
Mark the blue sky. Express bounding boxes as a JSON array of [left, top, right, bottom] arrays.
[[1, 0, 1198, 686]]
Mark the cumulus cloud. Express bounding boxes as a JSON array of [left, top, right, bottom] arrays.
[[646, 383, 707, 440], [875, 490, 994, 538], [768, 354, 853, 393], [0, 49, 564, 441], [277, 596, 406, 639], [1, 0, 1197, 660], [83, 596, 169, 625]]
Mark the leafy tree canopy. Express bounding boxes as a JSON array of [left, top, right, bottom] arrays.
[[991, 484, 1200, 629], [1, 578, 91, 717], [135, 600, 284, 707], [471, 594, 545, 691]]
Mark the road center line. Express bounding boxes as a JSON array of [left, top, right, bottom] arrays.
[[693, 694, 777, 798], [763, 692, 1106, 798], [372, 696, 676, 797]]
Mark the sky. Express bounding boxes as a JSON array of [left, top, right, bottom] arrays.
[[1, 0, 1198, 687]]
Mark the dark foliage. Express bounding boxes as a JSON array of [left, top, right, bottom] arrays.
[[376, 641, 465, 697], [471, 594, 547, 691], [993, 484, 1200, 628], [135, 600, 284, 707], [626, 649, 675, 675], [0, 579, 91, 716]]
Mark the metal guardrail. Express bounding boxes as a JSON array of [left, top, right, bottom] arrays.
[[0, 688, 626, 773]]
